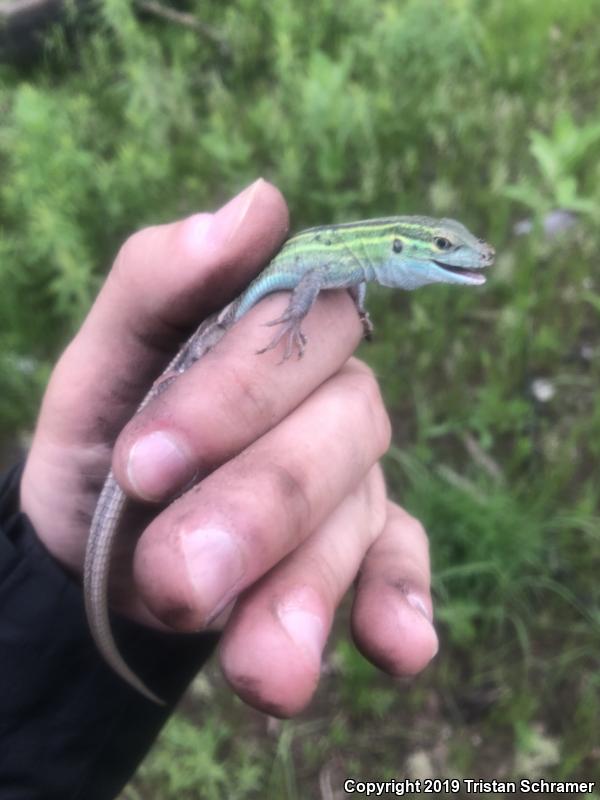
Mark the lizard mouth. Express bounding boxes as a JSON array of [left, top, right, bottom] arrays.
[[433, 260, 487, 285]]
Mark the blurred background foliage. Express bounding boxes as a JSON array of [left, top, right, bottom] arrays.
[[1, 0, 600, 794]]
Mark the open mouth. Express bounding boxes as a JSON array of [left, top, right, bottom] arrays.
[[433, 260, 487, 284]]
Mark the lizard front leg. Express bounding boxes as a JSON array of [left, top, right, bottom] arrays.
[[257, 268, 324, 360]]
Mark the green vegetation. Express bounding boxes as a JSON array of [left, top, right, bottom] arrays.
[[2, 0, 600, 794]]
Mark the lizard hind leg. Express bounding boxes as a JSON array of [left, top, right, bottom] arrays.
[[256, 268, 323, 361]]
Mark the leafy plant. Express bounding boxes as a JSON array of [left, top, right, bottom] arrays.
[[129, 713, 264, 800], [503, 112, 600, 217]]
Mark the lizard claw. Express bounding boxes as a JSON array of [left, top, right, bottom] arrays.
[[360, 311, 374, 341], [257, 316, 307, 361]]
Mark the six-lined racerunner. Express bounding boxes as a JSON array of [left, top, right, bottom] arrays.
[[84, 215, 495, 704]]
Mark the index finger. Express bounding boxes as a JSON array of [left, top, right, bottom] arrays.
[[42, 179, 290, 443]]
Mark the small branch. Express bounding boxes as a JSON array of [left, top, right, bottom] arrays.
[[0, 0, 61, 15], [133, 0, 228, 53]]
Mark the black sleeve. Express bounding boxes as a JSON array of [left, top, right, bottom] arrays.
[[0, 463, 219, 800]]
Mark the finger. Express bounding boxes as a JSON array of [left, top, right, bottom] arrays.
[[112, 296, 365, 502], [219, 466, 388, 717], [351, 501, 438, 676], [40, 179, 289, 444], [133, 360, 392, 631]]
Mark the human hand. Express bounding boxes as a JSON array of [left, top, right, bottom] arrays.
[[20, 179, 437, 715]]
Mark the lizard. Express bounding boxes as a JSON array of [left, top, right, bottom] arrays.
[[84, 215, 495, 704]]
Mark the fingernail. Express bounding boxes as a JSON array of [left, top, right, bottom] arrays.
[[405, 592, 433, 622], [406, 592, 438, 657], [206, 178, 265, 246], [277, 598, 325, 665], [183, 527, 244, 622], [127, 431, 194, 500]]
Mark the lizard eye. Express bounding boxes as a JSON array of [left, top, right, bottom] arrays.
[[392, 238, 403, 253], [434, 236, 453, 251]]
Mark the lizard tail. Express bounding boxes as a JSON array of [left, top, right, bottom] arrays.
[[84, 471, 165, 705]]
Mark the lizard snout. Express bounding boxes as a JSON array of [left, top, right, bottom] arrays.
[[481, 244, 495, 265]]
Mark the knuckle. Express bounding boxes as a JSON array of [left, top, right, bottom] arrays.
[[219, 361, 277, 430], [269, 462, 311, 525], [112, 226, 160, 286], [304, 551, 339, 594], [116, 226, 153, 267], [235, 502, 268, 548], [351, 468, 388, 547], [393, 507, 429, 549], [364, 467, 389, 539], [405, 515, 428, 546], [398, 505, 424, 533], [375, 407, 393, 455], [263, 462, 311, 545], [344, 367, 392, 453], [347, 357, 377, 382], [232, 459, 311, 551]]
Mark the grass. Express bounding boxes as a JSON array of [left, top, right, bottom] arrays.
[[2, 0, 600, 795]]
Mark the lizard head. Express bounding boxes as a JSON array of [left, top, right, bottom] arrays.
[[378, 216, 495, 290]]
